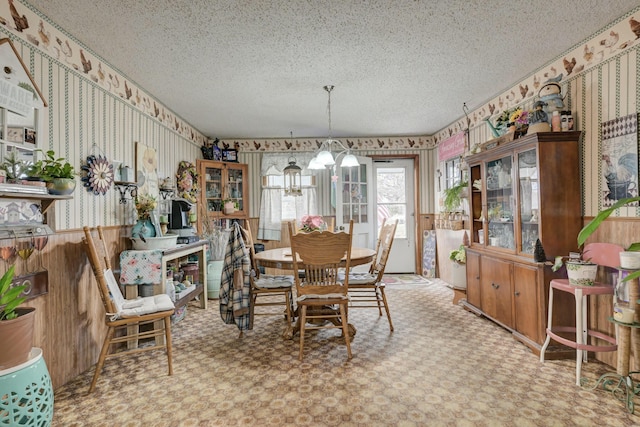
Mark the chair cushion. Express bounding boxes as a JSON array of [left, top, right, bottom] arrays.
[[297, 293, 349, 302], [254, 274, 294, 289], [120, 294, 175, 318], [104, 268, 174, 318], [343, 272, 378, 285]]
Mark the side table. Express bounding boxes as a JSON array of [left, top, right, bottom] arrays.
[[0, 348, 54, 426], [588, 275, 640, 413]]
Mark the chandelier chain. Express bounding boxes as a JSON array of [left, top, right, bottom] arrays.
[[324, 85, 334, 139]]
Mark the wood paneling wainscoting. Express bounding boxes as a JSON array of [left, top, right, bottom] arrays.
[[581, 217, 640, 370]]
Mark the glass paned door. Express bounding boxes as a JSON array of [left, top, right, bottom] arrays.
[[485, 155, 515, 250], [518, 149, 539, 254], [341, 165, 368, 225]]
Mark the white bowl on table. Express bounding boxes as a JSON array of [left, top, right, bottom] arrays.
[[131, 233, 178, 250]]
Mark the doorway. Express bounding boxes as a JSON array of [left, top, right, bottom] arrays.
[[374, 158, 416, 273]]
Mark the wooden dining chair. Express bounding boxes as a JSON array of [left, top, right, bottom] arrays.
[[240, 222, 295, 333], [82, 226, 175, 393], [345, 219, 398, 331], [288, 220, 354, 361]]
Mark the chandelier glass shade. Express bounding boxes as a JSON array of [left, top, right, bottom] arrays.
[[309, 85, 359, 171]]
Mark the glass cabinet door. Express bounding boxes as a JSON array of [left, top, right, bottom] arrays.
[[205, 166, 223, 212], [227, 166, 244, 212], [518, 148, 539, 254], [485, 155, 515, 250]]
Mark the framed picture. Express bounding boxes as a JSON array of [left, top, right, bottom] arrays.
[[24, 128, 36, 145], [135, 141, 159, 197], [5, 126, 23, 143], [222, 149, 238, 162]]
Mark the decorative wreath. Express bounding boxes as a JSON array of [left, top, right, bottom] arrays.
[[176, 161, 199, 203], [81, 155, 115, 195]]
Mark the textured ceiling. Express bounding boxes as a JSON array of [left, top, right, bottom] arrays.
[[25, 0, 640, 139]]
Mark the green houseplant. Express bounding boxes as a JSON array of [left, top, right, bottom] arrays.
[[442, 180, 468, 213], [0, 265, 36, 369], [36, 149, 77, 195], [0, 151, 25, 183], [552, 196, 640, 283], [577, 196, 640, 282]]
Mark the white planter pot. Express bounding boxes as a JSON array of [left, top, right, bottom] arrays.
[[620, 251, 640, 270], [566, 262, 597, 286]]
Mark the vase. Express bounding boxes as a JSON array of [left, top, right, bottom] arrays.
[[46, 177, 76, 195], [131, 219, 156, 239]]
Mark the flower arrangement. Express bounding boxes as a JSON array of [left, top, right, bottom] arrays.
[[495, 107, 530, 133], [509, 108, 529, 126], [135, 193, 157, 220], [300, 215, 326, 232]]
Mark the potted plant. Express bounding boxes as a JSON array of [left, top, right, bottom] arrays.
[[551, 196, 640, 285], [577, 196, 640, 281], [442, 180, 468, 213], [36, 149, 76, 195], [0, 265, 35, 369], [449, 244, 466, 265], [0, 151, 25, 183]]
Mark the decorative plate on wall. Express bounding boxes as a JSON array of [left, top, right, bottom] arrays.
[[81, 155, 114, 195]]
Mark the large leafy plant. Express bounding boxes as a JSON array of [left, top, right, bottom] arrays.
[[576, 196, 640, 281], [0, 266, 26, 321]]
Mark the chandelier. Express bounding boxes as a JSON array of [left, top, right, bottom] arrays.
[[308, 85, 359, 170]]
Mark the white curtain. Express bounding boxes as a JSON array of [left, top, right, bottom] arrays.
[[258, 153, 318, 241], [257, 187, 282, 240]]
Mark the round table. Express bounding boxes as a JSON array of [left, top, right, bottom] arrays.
[[254, 247, 376, 270]]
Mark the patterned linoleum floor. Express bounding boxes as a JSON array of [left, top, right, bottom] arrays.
[[52, 279, 640, 426]]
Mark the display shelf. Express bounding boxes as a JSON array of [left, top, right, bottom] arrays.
[[113, 181, 137, 204]]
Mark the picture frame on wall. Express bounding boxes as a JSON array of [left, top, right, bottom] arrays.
[[222, 149, 238, 162], [24, 128, 36, 145], [135, 141, 159, 197], [4, 126, 24, 143]]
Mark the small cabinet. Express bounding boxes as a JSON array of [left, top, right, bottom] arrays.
[[196, 160, 248, 232], [466, 250, 481, 308], [513, 263, 539, 343], [479, 256, 513, 328]]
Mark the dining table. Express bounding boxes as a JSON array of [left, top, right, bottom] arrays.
[[254, 246, 376, 270], [254, 246, 376, 339]]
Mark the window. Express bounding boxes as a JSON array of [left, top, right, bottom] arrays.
[[444, 157, 462, 190], [262, 175, 316, 220]]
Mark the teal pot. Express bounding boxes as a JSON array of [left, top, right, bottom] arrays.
[[0, 307, 36, 370], [46, 177, 76, 195], [131, 219, 157, 239]]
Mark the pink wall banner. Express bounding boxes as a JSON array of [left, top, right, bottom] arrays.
[[438, 131, 465, 162]]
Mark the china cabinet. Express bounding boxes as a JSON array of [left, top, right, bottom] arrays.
[[463, 131, 582, 356], [196, 160, 248, 232]]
